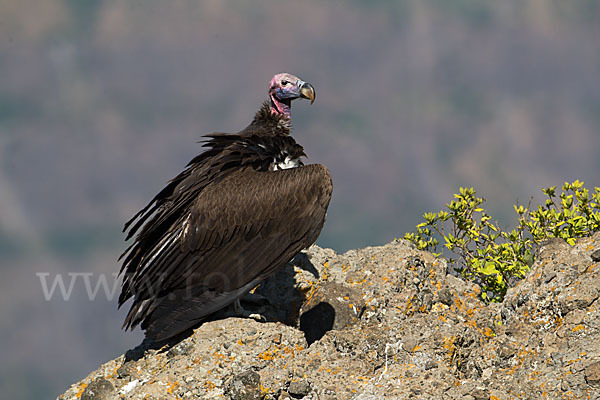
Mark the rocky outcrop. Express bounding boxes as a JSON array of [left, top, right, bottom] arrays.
[[59, 234, 600, 399]]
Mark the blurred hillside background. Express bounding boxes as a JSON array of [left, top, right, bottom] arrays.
[[1, 0, 599, 398]]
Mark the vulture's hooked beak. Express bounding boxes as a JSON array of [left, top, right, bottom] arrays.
[[299, 82, 316, 104]]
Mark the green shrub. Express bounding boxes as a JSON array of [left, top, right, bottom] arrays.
[[404, 181, 600, 302]]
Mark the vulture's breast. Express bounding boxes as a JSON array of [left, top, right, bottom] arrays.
[[272, 153, 301, 170]]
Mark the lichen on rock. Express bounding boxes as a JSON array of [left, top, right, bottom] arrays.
[[59, 234, 600, 399]]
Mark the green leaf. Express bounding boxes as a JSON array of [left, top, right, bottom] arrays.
[[481, 261, 498, 275]]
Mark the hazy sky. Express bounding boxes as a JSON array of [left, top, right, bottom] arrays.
[[1, 1, 600, 398]]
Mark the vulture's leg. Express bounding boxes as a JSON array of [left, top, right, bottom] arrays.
[[233, 298, 266, 321]]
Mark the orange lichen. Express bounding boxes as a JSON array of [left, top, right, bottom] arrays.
[[75, 382, 88, 397], [453, 297, 465, 311], [528, 370, 541, 381], [256, 344, 297, 361], [259, 384, 271, 394], [442, 336, 457, 362], [166, 381, 178, 394], [106, 366, 120, 379], [465, 319, 477, 329], [203, 381, 216, 390], [405, 297, 414, 314], [321, 262, 330, 281], [562, 390, 576, 399], [554, 315, 564, 328], [483, 327, 495, 338]]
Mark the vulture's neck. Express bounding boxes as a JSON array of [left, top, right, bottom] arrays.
[[269, 94, 292, 119], [245, 101, 292, 136]]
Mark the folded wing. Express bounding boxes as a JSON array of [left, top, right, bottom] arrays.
[[119, 164, 332, 340]]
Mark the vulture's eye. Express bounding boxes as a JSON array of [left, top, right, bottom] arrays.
[[281, 80, 289, 86]]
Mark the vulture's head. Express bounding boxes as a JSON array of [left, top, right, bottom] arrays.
[[268, 73, 315, 118]]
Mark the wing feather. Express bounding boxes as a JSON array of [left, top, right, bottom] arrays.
[[119, 135, 330, 340]]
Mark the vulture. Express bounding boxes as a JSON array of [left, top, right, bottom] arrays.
[[118, 73, 332, 341]]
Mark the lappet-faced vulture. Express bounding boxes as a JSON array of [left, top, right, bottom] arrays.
[[118, 73, 332, 341]]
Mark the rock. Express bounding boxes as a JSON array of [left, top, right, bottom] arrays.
[[287, 379, 311, 398], [80, 378, 116, 400], [116, 362, 138, 381], [586, 361, 600, 386], [436, 287, 453, 306], [590, 248, 600, 262], [225, 370, 261, 400], [166, 340, 193, 358], [299, 282, 364, 345], [59, 234, 600, 400], [470, 387, 489, 400]]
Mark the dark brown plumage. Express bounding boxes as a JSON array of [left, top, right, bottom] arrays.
[[118, 73, 332, 341]]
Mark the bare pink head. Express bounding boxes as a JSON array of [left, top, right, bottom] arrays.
[[268, 73, 315, 118]]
